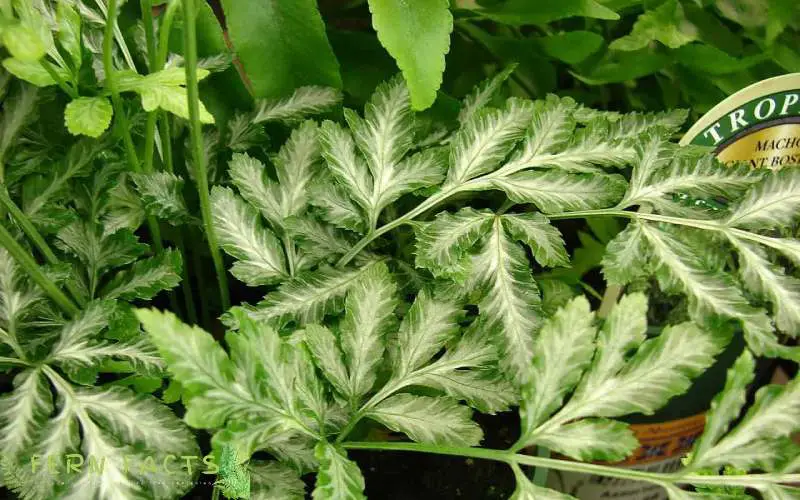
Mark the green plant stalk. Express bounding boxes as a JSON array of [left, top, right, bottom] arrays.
[[103, 0, 165, 254], [0, 223, 78, 316], [182, 0, 230, 311], [40, 60, 77, 98], [0, 187, 85, 305], [342, 441, 800, 489], [159, 113, 198, 324]]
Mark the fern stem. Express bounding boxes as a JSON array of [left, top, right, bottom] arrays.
[[104, 0, 165, 254], [182, 0, 230, 311], [0, 356, 29, 367], [0, 187, 85, 305], [342, 441, 799, 489], [0, 223, 78, 316]]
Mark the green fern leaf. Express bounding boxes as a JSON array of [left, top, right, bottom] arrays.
[[131, 172, 192, 224], [253, 86, 341, 123], [501, 212, 569, 267], [458, 65, 517, 125], [250, 460, 306, 500], [312, 442, 366, 500], [726, 170, 800, 230], [100, 249, 182, 300]]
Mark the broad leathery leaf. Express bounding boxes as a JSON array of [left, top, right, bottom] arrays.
[[690, 350, 756, 467], [611, 0, 698, 51], [211, 186, 288, 286], [532, 418, 638, 462], [511, 464, 576, 499], [248, 263, 382, 326], [470, 217, 542, 386], [696, 376, 800, 471], [458, 64, 517, 126], [501, 213, 569, 267], [131, 172, 192, 224], [559, 321, 729, 421], [221, 0, 341, 98], [368, 0, 453, 110], [730, 237, 800, 335], [575, 293, 648, 399], [413, 207, 494, 279], [64, 97, 112, 138], [100, 249, 182, 300], [0, 369, 53, 456], [601, 221, 650, 286], [472, 0, 618, 25], [490, 170, 628, 213], [366, 394, 482, 446], [520, 296, 596, 438], [538, 31, 604, 64], [446, 98, 533, 185], [312, 442, 366, 500], [135, 308, 234, 395], [304, 324, 350, 397], [393, 289, 462, 377], [726, 170, 800, 230], [250, 461, 306, 500], [253, 87, 342, 123], [340, 262, 397, 402]]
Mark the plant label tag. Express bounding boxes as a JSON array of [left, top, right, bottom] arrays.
[[681, 73, 800, 169]]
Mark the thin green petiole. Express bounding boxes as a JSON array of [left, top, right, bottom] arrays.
[[0, 187, 85, 305], [182, 0, 230, 311], [40, 60, 77, 98], [0, 223, 78, 316]]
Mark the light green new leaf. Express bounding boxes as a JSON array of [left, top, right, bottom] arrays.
[[471, 217, 542, 386], [458, 65, 517, 126], [414, 208, 494, 279], [611, 0, 697, 51], [64, 97, 112, 138], [2, 58, 69, 87], [131, 172, 191, 223], [367, 394, 482, 446], [249, 263, 381, 326], [313, 442, 366, 500], [100, 249, 182, 301], [393, 289, 462, 377], [116, 68, 214, 123], [446, 98, 533, 185], [690, 350, 756, 467], [340, 262, 397, 401], [532, 418, 638, 462], [211, 186, 288, 286], [726, 170, 800, 230], [368, 0, 453, 110], [253, 87, 342, 123], [501, 213, 569, 267], [490, 171, 627, 213], [520, 296, 596, 437]]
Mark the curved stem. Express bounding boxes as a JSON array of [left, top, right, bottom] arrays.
[[0, 223, 78, 316], [342, 441, 799, 489], [0, 187, 85, 306], [183, 0, 230, 310], [40, 60, 77, 98]]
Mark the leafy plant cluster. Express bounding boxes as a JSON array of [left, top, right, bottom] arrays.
[[0, 0, 797, 500]]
